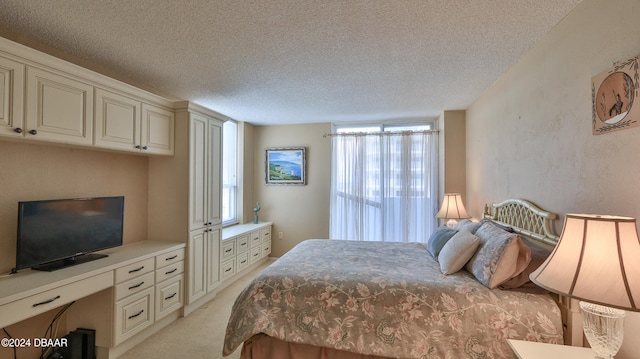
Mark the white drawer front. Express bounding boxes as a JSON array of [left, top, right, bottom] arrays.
[[221, 239, 236, 260], [115, 286, 154, 345], [221, 259, 236, 281], [262, 240, 272, 257], [155, 276, 183, 320], [261, 226, 271, 242], [249, 246, 261, 264], [115, 271, 155, 301], [236, 235, 250, 253], [155, 261, 184, 284], [250, 230, 261, 247], [0, 271, 113, 329], [155, 248, 184, 268], [236, 252, 249, 272], [115, 257, 154, 283]]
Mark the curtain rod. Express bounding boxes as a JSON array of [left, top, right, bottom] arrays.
[[323, 129, 439, 138]]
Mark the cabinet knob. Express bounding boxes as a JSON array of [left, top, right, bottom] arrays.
[[135, 145, 141, 149], [142, 146, 148, 150], [29, 129, 37, 135], [13, 127, 23, 134]]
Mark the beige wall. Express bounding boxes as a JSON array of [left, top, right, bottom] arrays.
[[250, 123, 331, 257], [0, 141, 149, 274], [438, 110, 467, 212], [466, 0, 640, 357]]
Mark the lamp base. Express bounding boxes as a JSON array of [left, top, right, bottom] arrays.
[[579, 301, 625, 359], [445, 219, 458, 228]]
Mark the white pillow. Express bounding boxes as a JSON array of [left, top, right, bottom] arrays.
[[438, 230, 480, 275]]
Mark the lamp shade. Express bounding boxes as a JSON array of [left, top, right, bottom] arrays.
[[530, 214, 640, 312], [435, 193, 470, 219]]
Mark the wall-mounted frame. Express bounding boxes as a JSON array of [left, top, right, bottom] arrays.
[[265, 147, 306, 185], [592, 52, 640, 134]]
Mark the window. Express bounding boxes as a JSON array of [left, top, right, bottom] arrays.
[[329, 122, 438, 243], [222, 121, 237, 225]]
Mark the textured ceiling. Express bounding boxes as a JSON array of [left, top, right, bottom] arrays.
[[0, 0, 582, 125]]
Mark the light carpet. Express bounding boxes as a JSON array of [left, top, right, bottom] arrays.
[[118, 260, 273, 359]]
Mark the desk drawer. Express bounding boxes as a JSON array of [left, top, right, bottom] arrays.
[[155, 276, 183, 320], [115, 258, 154, 283], [155, 248, 184, 268], [155, 261, 184, 284], [0, 271, 113, 329], [115, 272, 155, 301], [114, 286, 154, 345]]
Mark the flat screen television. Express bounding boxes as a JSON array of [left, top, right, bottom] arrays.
[[15, 196, 124, 272]]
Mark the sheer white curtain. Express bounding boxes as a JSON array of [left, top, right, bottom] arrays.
[[329, 130, 438, 243]]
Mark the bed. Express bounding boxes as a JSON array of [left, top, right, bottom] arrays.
[[223, 199, 581, 359]]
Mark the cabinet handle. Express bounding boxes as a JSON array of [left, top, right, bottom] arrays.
[[13, 128, 23, 134], [28, 129, 37, 135], [225, 248, 232, 253], [128, 310, 144, 320], [241, 259, 247, 264], [165, 268, 178, 275], [253, 252, 259, 257], [165, 255, 178, 261], [225, 267, 232, 273], [33, 295, 61, 307], [128, 281, 145, 290], [128, 266, 144, 273], [165, 292, 177, 301]]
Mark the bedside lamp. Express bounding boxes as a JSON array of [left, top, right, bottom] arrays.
[[436, 193, 470, 228], [530, 214, 640, 359]]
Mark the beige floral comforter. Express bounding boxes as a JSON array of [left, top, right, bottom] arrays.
[[223, 240, 563, 359]]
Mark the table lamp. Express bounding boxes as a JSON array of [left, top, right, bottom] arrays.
[[530, 214, 640, 359], [436, 193, 470, 228]]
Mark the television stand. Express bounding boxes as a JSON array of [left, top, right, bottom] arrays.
[[32, 253, 109, 272]]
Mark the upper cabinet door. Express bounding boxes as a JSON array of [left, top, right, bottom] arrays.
[[0, 55, 25, 137], [25, 67, 93, 145], [94, 88, 141, 152], [141, 103, 174, 155]]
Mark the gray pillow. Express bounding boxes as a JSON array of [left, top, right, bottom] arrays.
[[427, 226, 458, 259], [438, 230, 480, 275]]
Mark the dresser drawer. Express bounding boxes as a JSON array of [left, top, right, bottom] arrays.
[[221, 239, 236, 260], [221, 258, 236, 281], [115, 272, 155, 301], [236, 252, 249, 272], [236, 235, 250, 253], [250, 230, 261, 247], [155, 261, 184, 284], [155, 276, 183, 320], [249, 246, 261, 264], [115, 257, 154, 283], [261, 226, 271, 242], [0, 271, 113, 329], [262, 239, 272, 257], [155, 248, 184, 268], [114, 286, 154, 345]]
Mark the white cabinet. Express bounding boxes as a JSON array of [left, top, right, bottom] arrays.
[[221, 222, 272, 283], [0, 55, 24, 137], [188, 227, 220, 303], [24, 66, 93, 145], [189, 113, 222, 230], [155, 248, 184, 321], [95, 88, 174, 155]]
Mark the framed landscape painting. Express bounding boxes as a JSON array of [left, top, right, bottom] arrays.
[[265, 147, 306, 185]]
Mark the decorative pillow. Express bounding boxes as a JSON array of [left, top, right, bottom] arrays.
[[479, 218, 515, 232], [499, 238, 553, 289], [464, 222, 532, 289], [438, 230, 480, 275], [454, 219, 482, 234], [427, 226, 458, 259]]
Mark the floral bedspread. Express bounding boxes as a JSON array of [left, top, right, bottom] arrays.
[[223, 239, 563, 359]]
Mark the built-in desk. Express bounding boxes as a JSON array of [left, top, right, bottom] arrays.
[[0, 240, 185, 359]]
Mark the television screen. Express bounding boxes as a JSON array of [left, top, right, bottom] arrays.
[[16, 196, 124, 271]]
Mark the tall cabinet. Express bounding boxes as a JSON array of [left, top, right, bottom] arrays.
[[147, 101, 225, 315]]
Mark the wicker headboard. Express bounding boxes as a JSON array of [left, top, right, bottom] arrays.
[[483, 198, 559, 247]]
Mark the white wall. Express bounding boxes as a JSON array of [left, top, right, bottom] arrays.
[[466, 0, 640, 357]]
